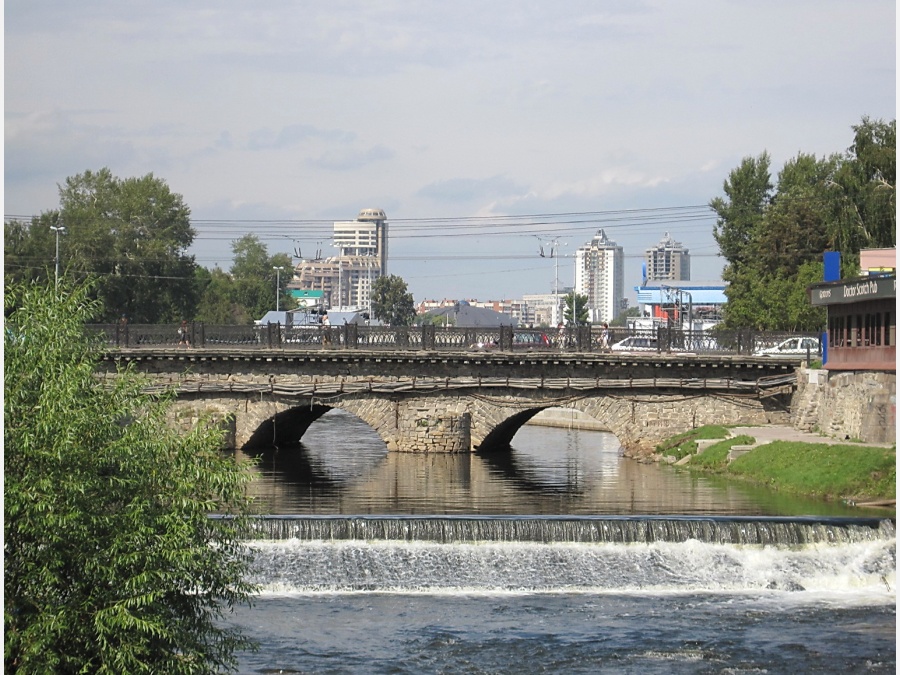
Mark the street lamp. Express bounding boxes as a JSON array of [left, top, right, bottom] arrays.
[[273, 266, 285, 312], [50, 224, 66, 289]]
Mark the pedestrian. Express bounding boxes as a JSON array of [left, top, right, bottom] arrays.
[[601, 323, 610, 351], [178, 320, 191, 347], [557, 322, 566, 350]]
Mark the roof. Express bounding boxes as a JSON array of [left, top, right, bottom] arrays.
[[635, 281, 728, 305], [425, 304, 517, 327]]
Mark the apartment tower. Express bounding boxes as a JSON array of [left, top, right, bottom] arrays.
[[645, 232, 690, 282], [575, 229, 625, 324]]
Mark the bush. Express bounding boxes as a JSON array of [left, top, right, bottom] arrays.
[[5, 280, 257, 673]]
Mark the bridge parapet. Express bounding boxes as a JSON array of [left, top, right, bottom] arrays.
[[91, 323, 823, 360]]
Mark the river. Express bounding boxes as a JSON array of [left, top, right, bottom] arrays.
[[223, 409, 896, 674]]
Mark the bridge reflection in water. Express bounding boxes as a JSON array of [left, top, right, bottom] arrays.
[[234, 409, 878, 518]]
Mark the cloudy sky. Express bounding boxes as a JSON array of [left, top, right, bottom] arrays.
[[5, 1, 895, 303]]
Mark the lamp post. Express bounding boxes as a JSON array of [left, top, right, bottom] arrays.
[[50, 224, 66, 289], [273, 266, 285, 312]]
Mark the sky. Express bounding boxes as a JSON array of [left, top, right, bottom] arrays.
[[5, 1, 896, 304]]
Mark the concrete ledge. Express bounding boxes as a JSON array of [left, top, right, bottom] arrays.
[[727, 444, 757, 461], [695, 438, 723, 453]]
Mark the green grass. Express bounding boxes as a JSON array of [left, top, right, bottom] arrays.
[[726, 441, 896, 501], [690, 435, 756, 470], [655, 425, 729, 461]]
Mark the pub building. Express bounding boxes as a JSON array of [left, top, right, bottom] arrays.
[[808, 248, 896, 372]]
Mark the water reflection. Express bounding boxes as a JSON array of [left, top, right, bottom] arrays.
[[237, 409, 884, 518]]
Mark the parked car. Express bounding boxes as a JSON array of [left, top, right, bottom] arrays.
[[758, 337, 821, 357], [610, 336, 659, 352]]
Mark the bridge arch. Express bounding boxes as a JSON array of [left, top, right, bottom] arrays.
[[168, 386, 781, 456]]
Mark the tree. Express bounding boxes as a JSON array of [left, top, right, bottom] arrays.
[[5, 169, 201, 323], [194, 266, 245, 324], [58, 169, 200, 323], [226, 235, 294, 323], [825, 117, 896, 262], [711, 152, 773, 268], [709, 119, 895, 330], [610, 306, 640, 327], [5, 280, 257, 672], [371, 275, 416, 326], [562, 292, 590, 326]]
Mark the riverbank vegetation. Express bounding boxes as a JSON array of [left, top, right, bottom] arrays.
[[659, 426, 896, 503], [5, 280, 257, 672]]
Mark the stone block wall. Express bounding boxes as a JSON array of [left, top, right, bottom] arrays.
[[791, 368, 896, 444]]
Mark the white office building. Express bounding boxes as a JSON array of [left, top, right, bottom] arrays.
[[575, 229, 625, 324]]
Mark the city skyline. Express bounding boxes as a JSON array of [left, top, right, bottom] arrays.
[[6, 2, 895, 303]]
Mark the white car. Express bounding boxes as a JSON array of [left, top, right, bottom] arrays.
[[758, 337, 821, 357], [610, 336, 659, 352]]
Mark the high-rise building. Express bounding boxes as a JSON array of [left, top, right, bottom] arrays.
[[645, 232, 690, 282], [293, 208, 388, 310], [575, 229, 625, 324]]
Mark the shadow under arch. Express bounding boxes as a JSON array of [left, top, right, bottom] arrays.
[[242, 403, 332, 452], [478, 407, 549, 453]]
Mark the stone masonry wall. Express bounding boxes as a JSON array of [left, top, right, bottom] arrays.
[[791, 368, 896, 444]]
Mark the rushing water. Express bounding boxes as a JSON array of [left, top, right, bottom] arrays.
[[223, 410, 896, 673]]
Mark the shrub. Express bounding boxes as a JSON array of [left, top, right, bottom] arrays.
[[5, 280, 258, 673]]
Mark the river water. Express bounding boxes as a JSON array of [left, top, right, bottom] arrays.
[[224, 409, 896, 674]]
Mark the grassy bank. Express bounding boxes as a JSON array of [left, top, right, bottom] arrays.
[[658, 426, 896, 504]]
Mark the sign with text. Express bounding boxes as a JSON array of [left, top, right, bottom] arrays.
[[810, 275, 896, 306]]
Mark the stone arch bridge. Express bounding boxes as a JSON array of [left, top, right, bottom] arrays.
[[98, 348, 800, 455]]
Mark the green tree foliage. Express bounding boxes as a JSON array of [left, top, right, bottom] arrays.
[[4, 280, 258, 672], [824, 117, 896, 265], [4, 168, 201, 323], [371, 275, 416, 326], [562, 292, 590, 326], [610, 306, 640, 327], [710, 118, 895, 330], [711, 152, 772, 269], [226, 235, 294, 322], [191, 236, 294, 325]]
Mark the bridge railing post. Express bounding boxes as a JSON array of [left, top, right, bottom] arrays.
[[116, 320, 129, 347], [576, 325, 591, 351], [344, 323, 358, 349], [422, 324, 435, 350], [499, 325, 513, 350]]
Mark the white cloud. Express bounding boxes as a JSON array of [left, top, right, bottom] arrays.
[[5, 0, 895, 300]]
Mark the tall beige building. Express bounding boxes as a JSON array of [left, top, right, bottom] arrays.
[[294, 208, 388, 310], [645, 232, 690, 282]]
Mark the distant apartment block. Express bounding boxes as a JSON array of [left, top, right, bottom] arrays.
[[293, 208, 388, 309], [575, 229, 625, 324], [645, 232, 690, 282]]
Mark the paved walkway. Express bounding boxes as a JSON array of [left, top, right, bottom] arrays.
[[728, 425, 895, 449]]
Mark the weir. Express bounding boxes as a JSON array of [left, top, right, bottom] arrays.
[[220, 515, 895, 546]]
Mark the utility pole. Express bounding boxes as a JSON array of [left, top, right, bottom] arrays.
[[536, 236, 565, 325], [273, 266, 284, 312], [50, 223, 66, 289]]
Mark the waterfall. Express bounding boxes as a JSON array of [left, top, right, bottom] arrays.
[[212, 515, 895, 546]]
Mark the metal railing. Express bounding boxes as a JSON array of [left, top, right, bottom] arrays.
[[92, 322, 824, 359]]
